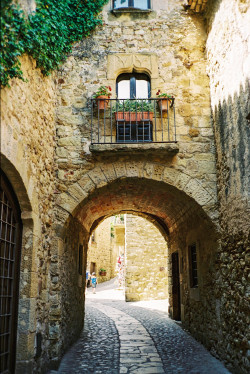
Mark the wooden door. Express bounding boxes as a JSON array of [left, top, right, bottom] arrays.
[[172, 252, 181, 320]]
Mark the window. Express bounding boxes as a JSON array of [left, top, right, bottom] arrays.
[[113, 0, 151, 10], [117, 73, 150, 99], [189, 243, 198, 288], [116, 73, 152, 142]]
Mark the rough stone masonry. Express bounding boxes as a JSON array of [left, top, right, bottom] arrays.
[[0, 1, 249, 373]]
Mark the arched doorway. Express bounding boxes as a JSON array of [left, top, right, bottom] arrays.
[[0, 171, 22, 374]]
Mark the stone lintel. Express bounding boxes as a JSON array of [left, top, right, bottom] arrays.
[[89, 143, 179, 157]]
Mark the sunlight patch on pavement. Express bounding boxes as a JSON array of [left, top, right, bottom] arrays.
[[85, 280, 169, 314]]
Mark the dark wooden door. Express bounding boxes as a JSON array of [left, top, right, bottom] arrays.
[[0, 172, 22, 374], [172, 252, 181, 320]]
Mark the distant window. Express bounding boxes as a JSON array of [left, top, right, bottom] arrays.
[[189, 243, 198, 288], [91, 231, 96, 242], [78, 244, 83, 275], [113, 0, 151, 10]]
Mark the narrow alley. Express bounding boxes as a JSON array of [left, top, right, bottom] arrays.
[[49, 279, 230, 374]]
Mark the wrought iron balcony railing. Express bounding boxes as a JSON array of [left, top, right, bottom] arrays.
[[90, 98, 176, 145]]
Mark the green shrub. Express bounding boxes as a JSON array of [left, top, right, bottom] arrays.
[[113, 99, 154, 112], [0, 1, 28, 86], [1, 0, 109, 86]]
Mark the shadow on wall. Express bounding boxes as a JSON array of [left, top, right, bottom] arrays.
[[213, 78, 250, 231], [212, 78, 249, 374]]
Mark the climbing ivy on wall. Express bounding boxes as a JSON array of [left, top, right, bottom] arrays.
[[0, 0, 28, 86], [0, 0, 109, 87]]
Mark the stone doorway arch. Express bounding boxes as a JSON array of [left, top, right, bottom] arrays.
[[53, 168, 219, 364], [1, 155, 38, 374]]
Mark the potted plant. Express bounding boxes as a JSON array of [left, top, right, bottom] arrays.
[[114, 100, 154, 121], [156, 90, 174, 112], [93, 85, 112, 110], [99, 268, 107, 276]]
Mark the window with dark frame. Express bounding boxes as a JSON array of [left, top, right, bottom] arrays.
[[117, 73, 151, 99], [116, 73, 152, 142], [189, 243, 198, 288], [113, 0, 151, 10], [78, 244, 83, 275]]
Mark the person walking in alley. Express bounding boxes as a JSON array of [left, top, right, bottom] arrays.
[[91, 272, 97, 294]]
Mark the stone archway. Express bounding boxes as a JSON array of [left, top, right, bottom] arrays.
[[0, 154, 38, 373], [53, 165, 219, 362], [55, 161, 217, 233]]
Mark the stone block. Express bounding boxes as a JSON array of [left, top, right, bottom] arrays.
[[101, 164, 117, 182], [87, 167, 108, 188], [78, 174, 96, 194], [185, 179, 212, 205], [56, 192, 78, 214], [68, 183, 87, 202]]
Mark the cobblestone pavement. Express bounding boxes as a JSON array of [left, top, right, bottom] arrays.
[[50, 279, 231, 374]]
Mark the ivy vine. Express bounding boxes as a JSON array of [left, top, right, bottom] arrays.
[[0, 0, 109, 87]]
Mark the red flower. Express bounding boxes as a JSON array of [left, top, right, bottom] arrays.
[[156, 89, 160, 95], [108, 86, 112, 91]]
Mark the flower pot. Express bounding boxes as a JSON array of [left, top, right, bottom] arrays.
[[157, 98, 171, 113], [96, 95, 109, 110], [99, 271, 106, 276], [115, 111, 153, 122]]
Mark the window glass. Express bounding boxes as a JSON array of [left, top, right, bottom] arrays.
[[114, 0, 129, 8], [117, 73, 150, 99], [136, 80, 148, 98], [134, 0, 148, 9], [117, 80, 130, 99], [113, 0, 149, 9]]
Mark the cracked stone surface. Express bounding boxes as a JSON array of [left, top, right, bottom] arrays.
[[50, 279, 231, 374]]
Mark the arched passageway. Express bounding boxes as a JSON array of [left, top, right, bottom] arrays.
[[86, 213, 169, 302], [54, 175, 219, 363]]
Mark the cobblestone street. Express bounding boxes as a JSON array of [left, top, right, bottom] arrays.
[[50, 279, 231, 374]]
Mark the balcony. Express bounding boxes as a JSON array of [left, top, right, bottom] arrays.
[[90, 98, 177, 151]]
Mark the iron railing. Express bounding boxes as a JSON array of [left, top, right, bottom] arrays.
[[90, 98, 176, 144]]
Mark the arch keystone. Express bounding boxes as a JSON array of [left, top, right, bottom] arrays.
[[125, 161, 144, 178]]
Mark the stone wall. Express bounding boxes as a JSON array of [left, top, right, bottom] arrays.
[[55, 0, 217, 204], [87, 217, 115, 283], [1, 54, 57, 373], [167, 213, 220, 348], [15, 0, 36, 15], [5, 0, 249, 373], [53, 0, 220, 369], [125, 215, 168, 301], [205, 1, 249, 372], [112, 220, 125, 279], [57, 218, 86, 361]]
